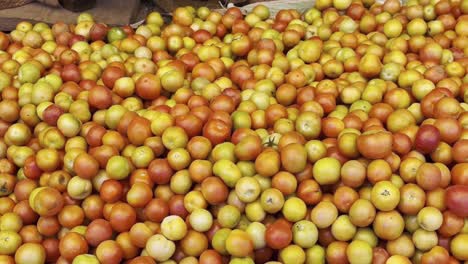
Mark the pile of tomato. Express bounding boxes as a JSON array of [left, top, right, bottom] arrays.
[[0, 0, 467, 263]]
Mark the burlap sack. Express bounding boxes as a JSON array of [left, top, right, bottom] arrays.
[[216, 0, 406, 16], [0, 0, 61, 10]]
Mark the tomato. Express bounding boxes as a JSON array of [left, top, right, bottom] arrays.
[[255, 149, 281, 177], [453, 140, 468, 163], [15, 243, 46, 264], [14, 200, 39, 225], [199, 249, 223, 264], [326, 241, 348, 264], [72, 254, 100, 264], [203, 118, 231, 145], [0, 173, 16, 197], [129, 223, 153, 248], [371, 181, 400, 211], [445, 185, 468, 217], [143, 199, 168, 223], [398, 183, 426, 215], [88, 85, 112, 109], [161, 215, 187, 241], [265, 219, 292, 250], [313, 157, 341, 185], [280, 143, 307, 174], [168, 194, 189, 219], [332, 186, 357, 214], [357, 130, 393, 159], [96, 240, 123, 264], [58, 205, 84, 229], [296, 179, 322, 205], [292, 220, 318, 248], [135, 73, 161, 100], [201, 176, 229, 205], [127, 116, 152, 146], [42, 238, 60, 263], [180, 230, 209, 257], [186, 136, 212, 160], [373, 210, 404, 240], [451, 233, 468, 261], [109, 203, 137, 232], [126, 182, 153, 208], [99, 179, 123, 203], [234, 134, 262, 161], [421, 246, 450, 264], [30, 187, 64, 217], [416, 163, 441, 191], [59, 232, 88, 260], [162, 126, 189, 150], [0, 230, 22, 255], [116, 232, 138, 260], [340, 160, 366, 188], [175, 113, 203, 138], [145, 234, 175, 262], [81, 195, 104, 220], [127, 256, 156, 264], [271, 171, 297, 196], [85, 219, 113, 247], [421, 88, 452, 118], [148, 159, 174, 184]]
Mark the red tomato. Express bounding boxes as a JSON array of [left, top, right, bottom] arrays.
[[203, 119, 231, 145], [446, 185, 468, 217], [265, 219, 292, 249]]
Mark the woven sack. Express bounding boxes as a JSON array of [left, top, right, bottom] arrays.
[[0, 0, 34, 9], [215, 0, 407, 16], [0, 0, 60, 10]]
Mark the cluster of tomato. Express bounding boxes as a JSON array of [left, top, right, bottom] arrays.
[[0, 0, 467, 263]]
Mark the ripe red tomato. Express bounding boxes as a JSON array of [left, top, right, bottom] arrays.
[[265, 219, 292, 249], [446, 185, 468, 217], [203, 118, 231, 145]]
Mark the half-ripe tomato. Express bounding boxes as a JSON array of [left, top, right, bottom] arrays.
[[280, 143, 307, 174], [135, 73, 161, 100], [23, 156, 42, 180], [234, 134, 262, 161], [96, 240, 123, 264], [452, 140, 468, 163], [451, 163, 468, 186], [421, 88, 452, 118], [209, 111, 232, 127], [127, 116, 152, 146]]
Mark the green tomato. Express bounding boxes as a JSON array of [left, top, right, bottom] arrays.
[[107, 27, 127, 43]]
